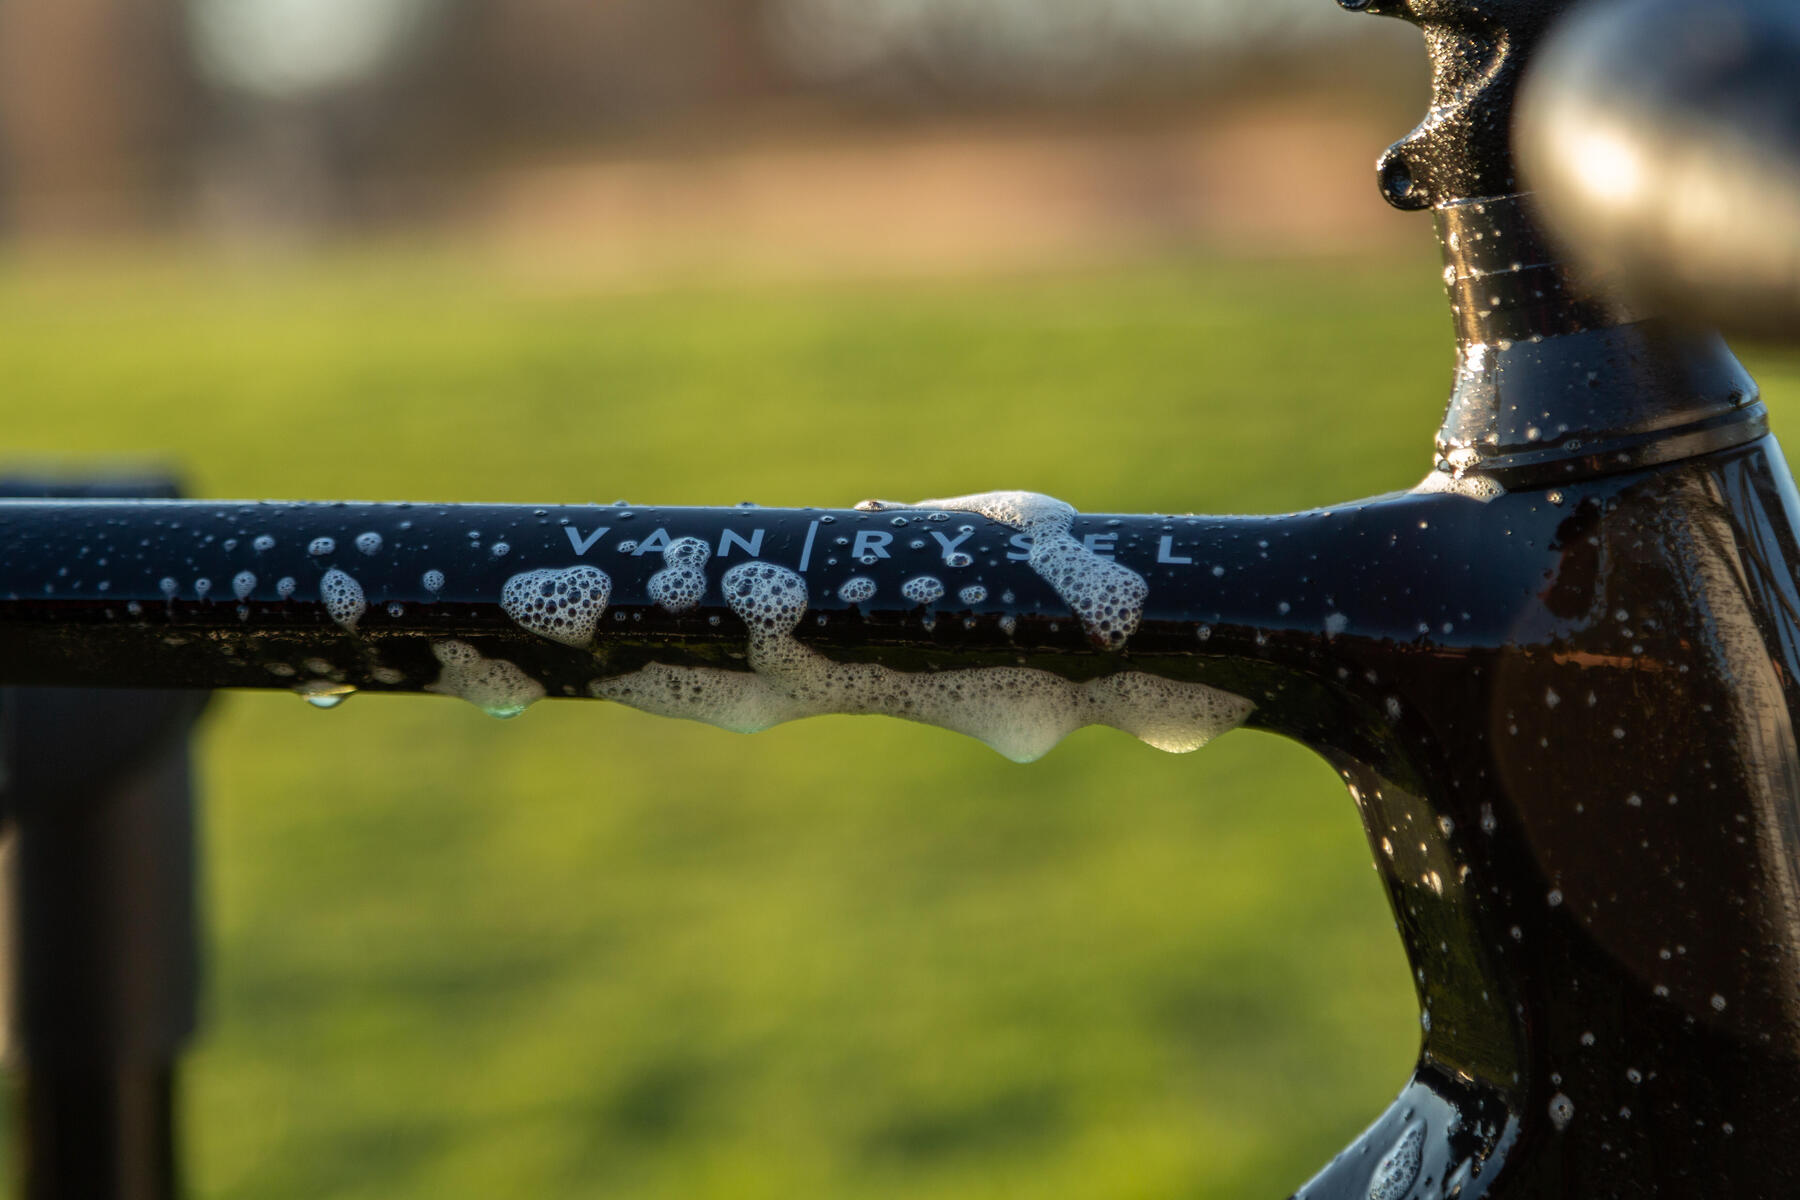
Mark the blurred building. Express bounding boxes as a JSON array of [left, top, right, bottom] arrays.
[[0, 0, 196, 238], [0, 0, 1423, 258]]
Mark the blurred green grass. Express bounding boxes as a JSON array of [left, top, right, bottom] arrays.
[[3, 248, 1796, 1198]]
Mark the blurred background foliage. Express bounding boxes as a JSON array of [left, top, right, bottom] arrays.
[[2, 3, 1796, 1199]]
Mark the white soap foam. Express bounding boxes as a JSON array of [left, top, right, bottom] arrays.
[[500, 565, 612, 647], [959, 585, 988, 605], [648, 537, 710, 613], [308, 537, 336, 556], [425, 639, 545, 719], [593, 562, 1249, 763], [232, 571, 257, 601], [252, 535, 276, 553], [1414, 470, 1504, 501], [355, 531, 383, 555], [1369, 1123, 1425, 1200], [422, 569, 445, 594], [320, 568, 367, 631], [858, 491, 1148, 649], [276, 576, 297, 599], [837, 576, 877, 604], [902, 575, 946, 605]]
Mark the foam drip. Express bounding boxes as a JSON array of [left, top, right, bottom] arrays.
[[426, 640, 545, 719], [501, 566, 612, 647], [648, 537, 710, 613], [857, 491, 1148, 649], [593, 562, 1250, 763]]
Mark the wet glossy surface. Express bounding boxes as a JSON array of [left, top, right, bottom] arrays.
[[5, 2, 1798, 1194], [7, 439, 1800, 1195]]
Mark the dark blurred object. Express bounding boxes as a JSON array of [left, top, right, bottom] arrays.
[[1517, 0, 1800, 341], [0, 477, 207, 1200]]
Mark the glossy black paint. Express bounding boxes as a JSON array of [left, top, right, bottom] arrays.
[[4, 428, 1800, 1195], [1335, 0, 1570, 210], [1432, 194, 1763, 483], [0, 1, 1796, 1197]]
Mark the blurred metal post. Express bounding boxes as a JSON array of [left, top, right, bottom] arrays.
[[0, 478, 206, 1200]]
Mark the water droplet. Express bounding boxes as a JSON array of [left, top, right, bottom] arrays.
[[1548, 1093, 1575, 1131], [295, 680, 356, 709]]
